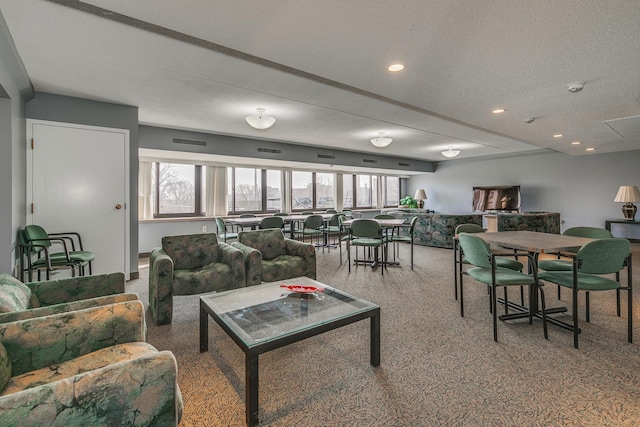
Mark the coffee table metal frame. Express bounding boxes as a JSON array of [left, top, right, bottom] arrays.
[[199, 277, 381, 426]]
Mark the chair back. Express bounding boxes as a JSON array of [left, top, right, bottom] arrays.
[[273, 212, 289, 217], [407, 216, 418, 234], [374, 214, 395, 219], [326, 209, 338, 214], [162, 233, 219, 270], [301, 211, 314, 216], [350, 219, 382, 239], [24, 225, 52, 249], [238, 228, 286, 260], [455, 223, 484, 234], [304, 215, 324, 230], [341, 209, 353, 218], [458, 233, 492, 269], [564, 226, 613, 239], [576, 238, 630, 274], [260, 216, 284, 229], [328, 214, 340, 227], [215, 217, 228, 233]]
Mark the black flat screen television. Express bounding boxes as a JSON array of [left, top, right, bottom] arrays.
[[472, 186, 521, 212]]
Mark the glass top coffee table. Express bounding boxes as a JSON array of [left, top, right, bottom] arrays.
[[200, 276, 381, 426]]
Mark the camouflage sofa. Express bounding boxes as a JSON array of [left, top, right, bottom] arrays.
[[0, 272, 137, 324], [231, 228, 317, 286], [149, 232, 246, 325], [382, 209, 483, 249], [0, 300, 183, 426], [495, 212, 561, 234]]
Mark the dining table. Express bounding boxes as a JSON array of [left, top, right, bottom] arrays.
[[473, 230, 595, 331], [226, 213, 336, 240]]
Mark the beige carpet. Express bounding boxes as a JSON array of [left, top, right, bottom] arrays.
[[129, 243, 640, 426]]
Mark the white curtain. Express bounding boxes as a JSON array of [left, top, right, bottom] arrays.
[[375, 176, 383, 209], [206, 166, 228, 216], [138, 161, 153, 219], [281, 170, 292, 213]]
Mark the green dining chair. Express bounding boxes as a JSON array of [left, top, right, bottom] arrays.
[[538, 226, 614, 301], [538, 238, 631, 349], [348, 219, 387, 276], [390, 216, 418, 270], [458, 233, 548, 342], [215, 217, 238, 243], [259, 216, 284, 230]]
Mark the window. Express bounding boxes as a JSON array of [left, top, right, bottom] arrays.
[[315, 172, 335, 209], [266, 170, 281, 212], [153, 162, 202, 217], [356, 175, 373, 208], [383, 176, 399, 207], [230, 167, 262, 212], [291, 171, 313, 210]]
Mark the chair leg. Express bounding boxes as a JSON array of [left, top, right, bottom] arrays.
[[557, 284, 561, 300], [460, 272, 465, 317], [585, 291, 590, 323], [492, 284, 499, 342], [538, 285, 549, 340], [410, 242, 414, 270]]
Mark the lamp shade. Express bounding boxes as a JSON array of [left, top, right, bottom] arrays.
[[371, 132, 392, 148], [245, 108, 276, 129], [441, 146, 461, 158], [613, 185, 640, 203], [414, 189, 427, 200]]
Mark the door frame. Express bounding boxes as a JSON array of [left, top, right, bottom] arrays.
[[26, 119, 130, 278]]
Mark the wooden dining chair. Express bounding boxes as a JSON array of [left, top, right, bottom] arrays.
[[538, 238, 631, 348]]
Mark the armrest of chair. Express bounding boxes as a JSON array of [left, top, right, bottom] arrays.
[[26, 272, 126, 306], [0, 348, 182, 426], [230, 242, 262, 286], [218, 242, 246, 287], [0, 300, 146, 376], [284, 238, 317, 280], [0, 293, 138, 324], [149, 248, 174, 325]]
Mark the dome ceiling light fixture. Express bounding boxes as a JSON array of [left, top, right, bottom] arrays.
[[245, 108, 276, 129], [441, 146, 461, 158], [370, 132, 393, 148]]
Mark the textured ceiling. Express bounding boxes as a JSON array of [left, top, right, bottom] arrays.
[[2, 0, 640, 166]]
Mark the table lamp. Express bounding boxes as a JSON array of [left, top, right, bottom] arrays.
[[613, 185, 640, 221], [414, 189, 427, 209]]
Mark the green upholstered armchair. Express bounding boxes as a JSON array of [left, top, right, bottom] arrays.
[[231, 228, 317, 286], [0, 272, 137, 324], [149, 232, 246, 325], [0, 300, 183, 426]]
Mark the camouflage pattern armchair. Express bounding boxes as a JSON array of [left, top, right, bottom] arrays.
[[149, 233, 246, 325], [231, 228, 316, 286], [0, 272, 137, 324], [0, 300, 183, 426]]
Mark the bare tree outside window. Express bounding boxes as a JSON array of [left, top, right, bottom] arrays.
[[154, 163, 198, 215]]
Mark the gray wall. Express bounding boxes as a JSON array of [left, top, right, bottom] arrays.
[[0, 12, 32, 275], [26, 92, 140, 275], [407, 150, 640, 238], [139, 125, 435, 173]]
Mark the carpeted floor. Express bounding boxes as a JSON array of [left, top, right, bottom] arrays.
[[129, 242, 640, 426]]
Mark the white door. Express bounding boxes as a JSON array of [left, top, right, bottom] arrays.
[[26, 120, 130, 278]]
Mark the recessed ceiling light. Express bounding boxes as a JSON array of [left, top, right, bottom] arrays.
[[492, 109, 505, 114], [553, 134, 563, 138], [586, 147, 595, 151], [388, 64, 404, 72], [572, 141, 581, 145]]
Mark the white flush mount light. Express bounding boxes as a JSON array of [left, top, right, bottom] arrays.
[[441, 146, 461, 158], [567, 82, 584, 93], [370, 132, 393, 148], [245, 108, 276, 129], [388, 63, 404, 72]]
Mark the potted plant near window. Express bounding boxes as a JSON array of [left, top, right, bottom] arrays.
[[399, 195, 418, 208]]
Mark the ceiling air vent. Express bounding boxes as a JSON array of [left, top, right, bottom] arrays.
[[257, 147, 282, 154], [172, 137, 206, 147], [317, 154, 336, 160], [398, 162, 410, 167], [363, 158, 378, 164]]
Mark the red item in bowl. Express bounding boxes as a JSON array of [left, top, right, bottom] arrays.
[[280, 284, 324, 294]]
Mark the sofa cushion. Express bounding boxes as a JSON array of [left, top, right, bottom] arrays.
[[162, 233, 220, 271], [261, 255, 308, 283], [0, 342, 10, 393], [239, 229, 286, 260], [2, 342, 157, 395], [171, 262, 234, 295], [0, 274, 39, 313]]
